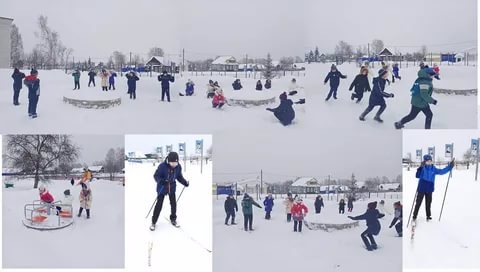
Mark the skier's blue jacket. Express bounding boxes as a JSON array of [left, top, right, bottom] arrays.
[[324, 70, 346, 87], [415, 164, 452, 193], [153, 162, 188, 195], [350, 209, 385, 235], [263, 197, 274, 212]]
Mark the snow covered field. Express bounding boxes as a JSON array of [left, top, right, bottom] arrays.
[[305, 63, 477, 129], [403, 167, 480, 269], [213, 194, 402, 272], [2, 178, 124, 268]]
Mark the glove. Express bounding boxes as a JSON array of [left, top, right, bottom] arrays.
[[295, 99, 306, 104], [432, 99, 437, 105], [390, 93, 395, 98], [266, 108, 273, 112], [185, 180, 190, 187], [389, 224, 393, 228], [288, 91, 298, 96], [449, 159, 455, 167]]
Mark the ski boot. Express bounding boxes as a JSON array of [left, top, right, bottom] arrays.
[[374, 116, 383, 123], [351, 94, 355, 101], [150, 224, 156, 231], [171, 219, 178, 227], [426, 216, 432, 221], [371, 244, 378, 250], [359, 116, 366, 121]]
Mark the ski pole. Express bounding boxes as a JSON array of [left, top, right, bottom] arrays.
[[145, 197, 157, 219], [176, 186, 186, 203], [439, 168, 453, 222], [406, 190, 418, 228]]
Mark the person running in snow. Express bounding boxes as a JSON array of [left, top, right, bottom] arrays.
[[394, 67, 438, 129], [347, 196, 354, 212], [348, 201, 385, 251], [433, 63, 440, 80], [224, 194, 238, 225], [284, 193, 294, 222], [126, 71, 140, 99], [99, 69, 110, 91], [87, 70, 96, 87], [266, 92, 296, 126], [339, 199, 346, 214], [150, 152, 190, 230], [78, 182, 93, 219], [24, 69, 40, 118], [11, 68, 25, 106], [412, 154, 454, 221], [38, 184, 55, 215], [72, 69, 81, 90], [185, 79, 195, 96], [256, 80, 263, 91], [389, 201, 402, 237], [392, 63, 402, 82], [241, 193, 262, 231], [264, 79, 272, 89], [212, 87, 226, 109], [349, 66, 371, 103], [232, 79, 242, 91], [324, 64, 347, 101], [207, 80, 216, 98], [314, 195, 324, 214], [158, 70, 175, 102], [263, 194, 274, 220], [109, 71, 117, 90], [359, 69, 394, 123], [291, 198, 308, 232]]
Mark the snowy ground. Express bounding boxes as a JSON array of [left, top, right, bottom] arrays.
[[403, 167, 480, 269], [213, 194, 402, 272], [125, 161, 212, 271], [305, 62, 477, 129], [2, 178, 124, 268]]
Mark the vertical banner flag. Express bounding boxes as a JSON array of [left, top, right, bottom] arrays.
[[445, 144, 453, 158], [196, 140, 203, 154], [166, 145, 172, 153], [416, 149, 422, 161], [471, 139, 478, 153], [428, 147, 435, 160], [179, 143, 186, 154]]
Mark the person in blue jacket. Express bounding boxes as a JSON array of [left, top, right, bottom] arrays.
[[125, 71, 139, 99], [109, 71, 117, 90], [392, 63, 401, 82], [224, 194, 238, 225], [412, 154, 454, 221], [263, 194, 274, 220], [87, 70, 96, 87], [359, 69, 394, 123], [348, 201, 385, 251], [324, 64, 347, 101], [11, 68, 25, 106], [150, 152, 189, 231], [185, 79, 195, 96], [158, 70, 175, 102], [266, 92, 296, 126], [24, 69, 40, 118]]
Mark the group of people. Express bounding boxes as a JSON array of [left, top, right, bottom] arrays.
[[255, 79, 272, 90], [206, 80, 226, 108], [11, 68, 40, 118], [72, 69, 118, 91]]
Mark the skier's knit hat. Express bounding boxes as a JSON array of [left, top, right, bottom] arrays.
[[423, 154, 433, 161], [167, 152, 179, 163], [330, 64, 336, 70], [38, 184, 46, 192], [279, 92, 287, 100], [30, 69, 38, 75], [367, 201, 377, 209], [378, 68, 388, 78]]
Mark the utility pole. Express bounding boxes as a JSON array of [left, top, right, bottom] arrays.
[[475, 138, 479, 181], [260, 169, 263, 196], [245, 54, 248, 78], [182, 48, 185, 73], [129, 52, 132, 66]]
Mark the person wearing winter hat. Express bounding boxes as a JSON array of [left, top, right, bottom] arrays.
[[11, 68, 25, 105], [284, 193, 294, 222], [389, 201, 403, 237], [266, 92, 296, 126], [126, 71, 140, 100], [158, 70, 175, 102], [185, 79, 195, 96], [291, 198, 308, 232], [392, 63, 402, 82], [24, 69, 41, 118], [109, 70, 117, 90], [38, 184, 55, 215], [263, 194, 274, 220], [395, 67, 438, 129], [207, 80, 216, 98], [150, 152, 190, 230], [338, 199, 346, 214], [314, 194, 324, 214], [264, 79, 272, 89], [412, 155, 454, 221], [212, 87, 226, 109], [255, 80, 263, 91], [72, 69, 81, 90], [359, 68, 394, 123], [224, 194, 238, 225], [232, 79, 243, 91], [324, 64, 347, 101], [348, 201, 385, 251], [99, 69, 110, 91], [78, 182, 93, 219], [88, 69, 96, 87], [349, 66, 371, 103], [241, 193, 262, 231]]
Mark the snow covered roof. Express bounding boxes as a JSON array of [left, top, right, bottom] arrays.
[[320, 185, 349, 191], [291, 177, 318, 187], [293, 63, 306, 69], [378, 48, 394, 56], [88, 166, 104, 172], [378, 183, 400, 190], [212, 56, 237, 65], [146, 56, 164, 66], [0, 17, 14, 21], [272, 61, 280, 67], [71, 168, 84, 173]]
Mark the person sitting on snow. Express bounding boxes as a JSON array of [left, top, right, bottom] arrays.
[[212, 87, 226, 109], [348, 201, 385, 251], [232, 79, 243, 90], [255, 80, 263, 91], [264, 79, 272, 89], [266, 92, 296, 126], [185, 79, 195, 96], [78, 182, 93, 219], [389, 201, 402, 237]]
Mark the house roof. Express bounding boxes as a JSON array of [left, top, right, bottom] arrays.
[[212, 56, 237, 65], [378, 48, 394, 56], [146, 56, 164, 66], [0, 17, 14, 21], [71, 168, 84, 173], [88, 166, 104, 172], [291, 177, 318, 187], [378, 183, 400, 190]]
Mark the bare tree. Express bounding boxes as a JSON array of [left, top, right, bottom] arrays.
[[279, 57, 294, 70], [10, 24, 24, 68], [104, 148, 125, 180], [36, 15, 67, 69], [111, 51, 127, 70], [371, 39, 385, 55], [334, 40, 353, 58], [148, 47, 165, 58]]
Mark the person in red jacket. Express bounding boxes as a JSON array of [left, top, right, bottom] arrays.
[[38, 184, 55, 215], [432, 63, 440, 80], [291, 198, 308, 232], [212, 88, 226, 109]]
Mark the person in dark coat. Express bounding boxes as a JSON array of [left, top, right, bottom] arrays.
[[70, 178, 75, 186], [263, 194, 274, 219], [224, 194, 238, 225], [241, 193, 262, 231], [392, 63, 401, 82], [349, 66, 371, 103], [324, 64, 347, 101], [264, 79, 272, 89], [232, 79, 242, 90], [314, 195, 324, 214], [256, 80, 263, 91], [24, 69, 40, 118], [359, 69, 394, 123], [266, 92, 295, 126], [185, 79, 195, 96], [109, 71, 117, 90], [158, 70, 175, 102], [389, 201, 403, 237], [72, 69, 81, 90], [348, 201, 385, 251], [338, 199, 346, 214], [11, 68, 25, 105], [150, 152, 189, 231], [347, 196, 354, 212], [125, 71, 139, 99], [87, 70, 96, 87]]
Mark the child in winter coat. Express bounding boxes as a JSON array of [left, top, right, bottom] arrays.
[[314, 195, 324, 214], [185, 79, 195, 96], [88, 70, 96, 87], [126, 71, 140, 99], [38, 184, 54, 215], [349, 66, 371, 103], [347, 196, 354, 212], [339, 199, 346, 214], [433, 63, 440, 80], [241, 193, 262, 231], [256, 80, 263, 91], [392, 63, 401, 81], [232, 79, 242, 90], [263, 194, 274, 219], [224, 194, 238, 225], [99, 69, 110, 91], [207, 80, 216, 98], [324, 64, 347, 101], [389, 201, 402, 237], [266, 92, 295, 126], [11, 68, 25, 105], [359, 69, 394, 123], [24, 69, 40, 118], [348, 201, 385, 251], [212, 87, 226, 109], [158, 70, 175, 102], [72, 69, 81, 90], [264, 79, 272, 89], [109, 71, 117, 90], [284, 193, 294, 222], [78, 182, 93, 219], [291, 198, 308, 232]]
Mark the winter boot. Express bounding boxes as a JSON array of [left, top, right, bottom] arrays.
[[427, 216, 432, 221], [374, 116, 383, 123], [86, 209, 90, 219], [171, 219, 178, 226], [78, 207, 83, 217], [394, 122, 404, 129], [359, 115, 366, 121]]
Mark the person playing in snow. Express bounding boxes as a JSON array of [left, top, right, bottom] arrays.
[[349, 66, 371, 103], [241, 193, 262, 231], [185, 79, 195, 96], [284, 193, 294, 222], [150, 152, 190, 230], [126, 71, 140, 99], [207, 80, 216, 98], [314, 195, 324, 214], [394, 67, 438, 129], [212, 87, 226, 109], [392, 63, 402, 81], [232, 79, 242, 91], [224, 194, 238, 225], [433, 63, 440, 80], [38, 184, 55, 215], [24, 69, 40, 118], [339, 199, 346, 214], [72, 69, 81, 90], [378, 199, 387, 215], [266, 92, 296, 126], [158, 70, 175, 102], [70, 178, 75, 186], [347, 196, 354, 212], [412, 154, 454, 221], [291, 198, 308, 232], [389, 201, 402, 237], [109, 70, 117, 90], [78, 182, 93, 219], [264, 79, 272, 89], [11, 68, 25, 106], [348, 201, 385, 251], [359, 68, 394, 123], [263, 194, 274, 220], [381, 61, 392, 85], [255, 80, 263, 91], [324, 64, 347, 101], [99, 69, 110, 91], [87, 70, 96, 87]]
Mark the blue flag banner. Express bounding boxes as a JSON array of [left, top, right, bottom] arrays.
[[445, 144, 453, 158], [179, 143, 186, 154], [471, 139, 478, 153], [416, 149, 422, 161], [196, 140, 203, 154]]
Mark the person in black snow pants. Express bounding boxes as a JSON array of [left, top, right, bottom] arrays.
[[224, 194, 238, 225], [11, 68, 25, 106], [349, 201, 385, 251], [347, 196, 354, 212], [324, 64, 347, 101], [150, 152, 189, 231], [359, 69, 394, 123], [24, 69, 40, 118], [87, 70, 96, 87], [339, 199, 346, 214], [389, 201, 402, 237], [266, 92, 296, 126], [314, 195, 324, 214], [125, 71, 139, 99], [158, 70, 175, 102], [349, 66, 371, 103], [256, 80, 263, 91]]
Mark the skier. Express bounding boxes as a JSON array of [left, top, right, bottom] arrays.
[[348, 66, 371, 103], [389, 201, 402, 237], [339, 199, 346, 214], [291, 198, 308, 232], [324, 64, 347, 101], [99, 69, 110, 91], [87, 70, 96, 87], [24, 69, 40, 118], [78, 182, 93, 219], [314, 195, 324, 214], [11, 68, 25, 105], [212, 87, 226, 109], [72, 69, 81, 90], [263, 194, 274, 220], [264, 79, 272, 89], [392, 63, 402, 81], [359, 69, 394, 123], [232, 79, 242, 91], [224, 194, 238, 225], [207, 80, 216, 98], [158, 70, 175, 102], [126, 71, 140, 100], [109, 70, 117, 90], [348, 201, 385, 251], [150, 152, 190, 230], [241, 193, 262, 231], [394, 67, 438, 129], [412, 154, 454, 221], [284, 193, 294, 222], [256, 80, 263, 91], [185, 79, 195, 96], [266, 92, 295, 126], [38, 184, 55, 215], [347, 196, 354, 212]]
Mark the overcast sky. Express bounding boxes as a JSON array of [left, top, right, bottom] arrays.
[[72, 135, 124, 165], [125, 134, 212, 156]]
